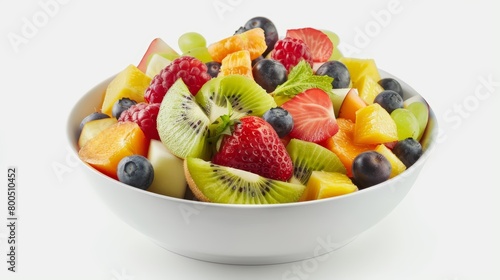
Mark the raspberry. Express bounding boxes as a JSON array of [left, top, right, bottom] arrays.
[[118, 102, 161, 140], [144, 56, 211, 103], [271, 37, 313, 72]]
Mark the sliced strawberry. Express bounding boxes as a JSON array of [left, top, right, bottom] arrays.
[[212, 116, 293, 182], [281, 88, 338, 143], [286, 28, 333, 63]]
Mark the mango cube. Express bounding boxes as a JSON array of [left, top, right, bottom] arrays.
[[101, 64, 151, 116]]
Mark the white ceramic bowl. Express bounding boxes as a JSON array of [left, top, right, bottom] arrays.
[[67, 70, 438, 265]]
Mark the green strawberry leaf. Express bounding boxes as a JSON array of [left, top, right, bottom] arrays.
[[272, 60, 333, 97], [207, 98, 239, 152]]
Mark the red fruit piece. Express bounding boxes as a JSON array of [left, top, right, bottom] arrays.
[[271, 37, 313, 72], [118, 102, 161, 140], [144, 56, 211, 103], [212, 116, 293, 182], [137, 38, 180, 73], [281, 88, 338, 143], [286, 28, 333, 63]]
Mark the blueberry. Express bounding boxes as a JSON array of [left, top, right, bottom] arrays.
[[252, 59, 287, 93], [206, 61, 221, 78], [378, 78, 403, 98], [112, 97, 137, 119], [392, 138, 423, 168], [262, 107, 294, 138], [79, 112, 110, 133], [373, 90, 404, 114], [236, 17, 279, 58], [315, 60, 351, 89], [117, 155, 154, 190], [352, 151, 392, 189]]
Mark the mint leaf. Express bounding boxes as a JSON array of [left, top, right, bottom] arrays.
[[272, 60, 333, 97]]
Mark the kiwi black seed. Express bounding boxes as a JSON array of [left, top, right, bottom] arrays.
[[184, 157, 305, 204], [195, 75, 276, 122], [157, 75, 277, 160], [157, 79, 212, 160], [286, 139, 346, 185]]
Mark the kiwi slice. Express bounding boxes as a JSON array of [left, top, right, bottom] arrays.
[[286, 139, 346, 185], [157, 79, 212, 160], [196, 74, 276, 122], [157, 75, 277, 160], [184, 157, 305, 204]]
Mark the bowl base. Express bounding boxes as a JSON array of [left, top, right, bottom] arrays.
[[151, 236, 358, 266]]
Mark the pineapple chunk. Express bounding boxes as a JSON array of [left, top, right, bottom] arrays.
[[101, 64, 151, 116], [375, 144, 406, 178], [356, 74, 384, 104], [354, 103, 398, 145], [339, 57, 381, 84], [300, 171, 358, 201]]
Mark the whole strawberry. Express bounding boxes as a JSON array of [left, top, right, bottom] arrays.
[[212, 116, 293, 182], [118, 102, 161, 140]]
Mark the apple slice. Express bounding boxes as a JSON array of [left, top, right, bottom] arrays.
[[145, 53, 171, 79], [330, 88, 351, 117], [147, 140, 187, 198], [137, 38, 180, 73]]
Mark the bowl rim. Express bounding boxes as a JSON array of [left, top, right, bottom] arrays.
[[66, 68, 439, 209]]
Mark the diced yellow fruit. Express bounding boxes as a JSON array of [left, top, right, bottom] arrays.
[[356, 74, 384, 104], [375, 144, 406, 178], [300, 171, 357, 201], [339, 57, 381, 84], [147, 139, 187, 199], [101, 64, 151, 116], [354, 103, 398, 145], [78, 117, 118, 149], [78, 122, 149, 180]]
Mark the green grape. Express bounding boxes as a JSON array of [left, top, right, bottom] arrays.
[[183, 47, 212, 63], [330, 47, 343, 60], [178, 32, 207, 53], [322, 30, 343, 60], [406, 101, 429, 140], [390, 108, 420, 140], [322, 29, 340, 46]]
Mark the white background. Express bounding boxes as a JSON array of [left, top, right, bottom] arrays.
[[1, 0, 499, 279]]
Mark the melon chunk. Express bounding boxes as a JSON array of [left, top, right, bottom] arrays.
[[147, 140, 187, 198]]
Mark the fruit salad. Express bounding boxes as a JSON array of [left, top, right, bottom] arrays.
[[77, 16, 429, 204]]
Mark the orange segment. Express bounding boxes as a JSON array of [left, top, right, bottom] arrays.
[[321, 118, 376, 177], [79, 121, 149, 179], [208, 28, 267, 62], [218, 50, 253, 78], [354, 103, 398, 145]]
